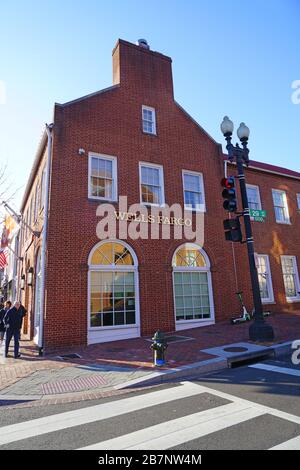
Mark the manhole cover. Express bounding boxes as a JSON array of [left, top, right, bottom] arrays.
[[223, 347, 248, 353]]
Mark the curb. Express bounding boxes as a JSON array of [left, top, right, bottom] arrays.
[[115, 340, 294, 389], [114, 357, 228, 389]]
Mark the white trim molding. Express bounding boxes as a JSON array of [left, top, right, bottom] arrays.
[[139, 161, 165, 207], [272, 188, 290, 224], [87, 239, 140, 344], [280, 255, 300, 303], [88, 152, 118, 202], [182, 170, 206, 212], [246, 183, 262, 211], [172, 243, 215, 330], [142, 105, 156, 135], [256, 254, 275, 304]]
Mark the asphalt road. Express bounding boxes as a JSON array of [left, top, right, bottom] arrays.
[[0, 355, 299, 450]]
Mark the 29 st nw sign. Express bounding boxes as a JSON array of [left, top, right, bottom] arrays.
[[250, 209, 267, 222]]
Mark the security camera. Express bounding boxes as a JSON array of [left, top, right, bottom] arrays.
[[78, 148, 86, 155]]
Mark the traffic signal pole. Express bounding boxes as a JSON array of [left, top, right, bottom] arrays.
[[224, 135, 274, 342]]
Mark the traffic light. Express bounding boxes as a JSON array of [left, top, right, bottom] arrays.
[[221, 176, 237, 212], [223, 217, 242, 242]]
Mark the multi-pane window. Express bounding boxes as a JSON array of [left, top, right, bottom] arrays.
[[281, 256, 300, 300], [140, 163, 164, 205], [142, 106, 156, 134], [246, 184, 261, 210], [272, 189, 290, 224], [89, 242, 136, 328], [256, 255, 274, 303], [89, 154, 117, 201], [183, 171, 205, 211], [173, 245, 213, 322], [297, 194, 300, 212], [90, 272, 136, 327]]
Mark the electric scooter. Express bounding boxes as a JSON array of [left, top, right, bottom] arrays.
[[231, 291, 271, 324], [231, 291, 251, 324]]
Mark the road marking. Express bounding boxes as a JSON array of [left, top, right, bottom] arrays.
[[192, 383, 300, 426], [249, 363, 300, 377], [270, 435, 300, 450], [79, 403, 264, 450], [0, 382, 205, 446], [1, 380, 300, 448]]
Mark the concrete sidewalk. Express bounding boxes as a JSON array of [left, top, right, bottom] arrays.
[[0, 313, 299, 408]]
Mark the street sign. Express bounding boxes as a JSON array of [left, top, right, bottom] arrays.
[[249, 209, 266, 218]]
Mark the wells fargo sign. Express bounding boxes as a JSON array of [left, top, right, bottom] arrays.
[[114, 211, 192, 227]]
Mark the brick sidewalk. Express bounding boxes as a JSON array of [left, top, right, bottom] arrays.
[[0, 313, 299, 408]]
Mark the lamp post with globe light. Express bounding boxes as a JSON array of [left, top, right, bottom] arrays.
[[220, 116, 274, 342]]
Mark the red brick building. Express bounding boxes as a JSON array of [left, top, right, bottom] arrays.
[[18, 39, 300, 351]]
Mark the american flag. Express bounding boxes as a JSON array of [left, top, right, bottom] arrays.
[[0, 248, 8, 269]]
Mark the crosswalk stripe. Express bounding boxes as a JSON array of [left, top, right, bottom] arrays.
[[79, 403, 264, 450], [249, 363, 300, 377], [187, 383, 300, 426], [269, 435, 300, 450], [0, 382, 205, 446]]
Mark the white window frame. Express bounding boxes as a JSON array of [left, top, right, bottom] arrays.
[[142, 105, 156, 135], [256, 254, 275, 304], [272, 189, 290, 224], [246, 184, 262, 211], [87, 240, 140, 344], [280, 255, 300, 302], [139, 162, 165, 207], [297, 194, 300, 212], [88, 153, 118, 202], [172, 244, 215, 330], [182, 170, 206, 212]]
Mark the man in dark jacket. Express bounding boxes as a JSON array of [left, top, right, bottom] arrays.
[[0, 301, 11, 344], [4, 301, 26, 358]]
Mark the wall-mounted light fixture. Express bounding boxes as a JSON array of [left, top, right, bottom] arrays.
[[21, 274, 26, 290], [27, 267, 34, 287]]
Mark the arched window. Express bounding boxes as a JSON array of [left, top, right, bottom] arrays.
[[172, 244, 214, 324], [88, 241, 138, 330]]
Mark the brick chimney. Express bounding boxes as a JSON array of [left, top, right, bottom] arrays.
[[112, 39, 174, 98]]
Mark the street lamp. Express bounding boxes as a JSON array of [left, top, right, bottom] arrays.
[[220, 116, 274, 342]]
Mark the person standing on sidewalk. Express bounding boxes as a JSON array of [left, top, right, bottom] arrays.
[[0, 301, 11, 345], [3, 301, 24, 358]]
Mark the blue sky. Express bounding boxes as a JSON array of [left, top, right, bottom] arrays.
[[0, 0, 299, 209]]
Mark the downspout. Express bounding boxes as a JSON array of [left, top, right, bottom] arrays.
[[38, 123, 53, 354]]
